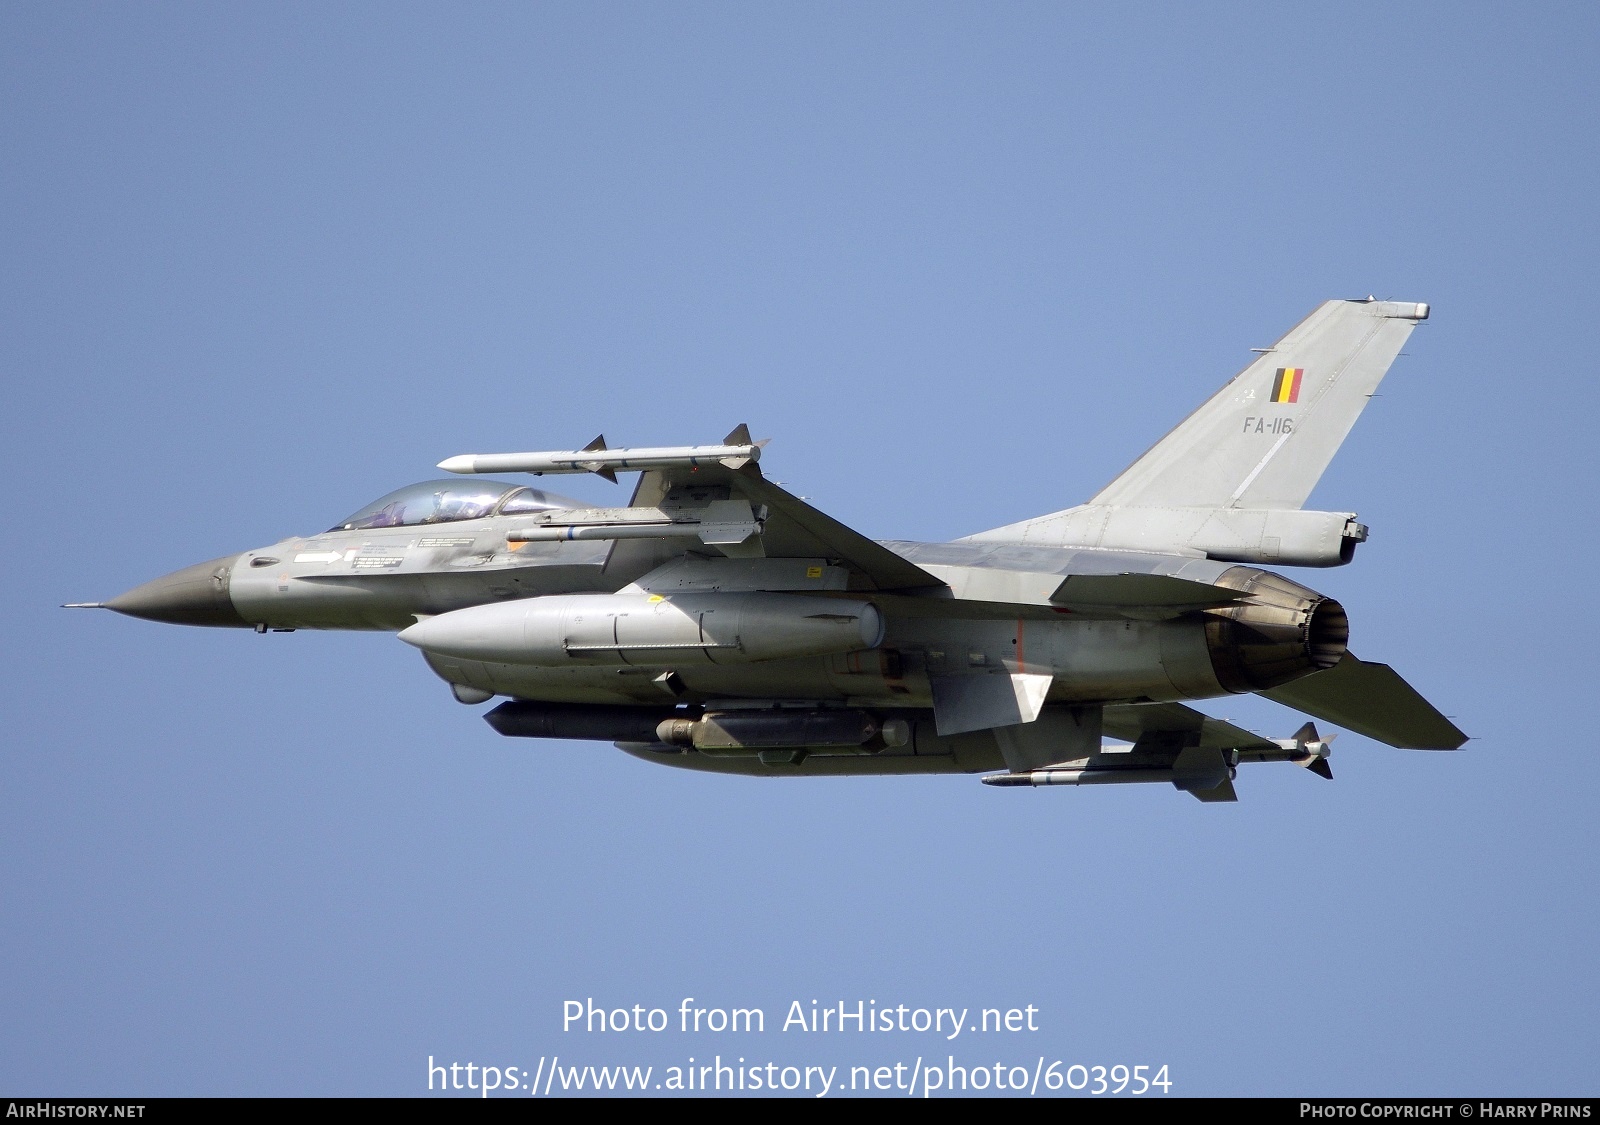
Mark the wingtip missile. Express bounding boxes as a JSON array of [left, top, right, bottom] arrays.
[[437, 439, 764, 477], [1276, 722, 1335, 778]]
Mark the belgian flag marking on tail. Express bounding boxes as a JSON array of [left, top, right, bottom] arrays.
[[1271, 367, 1304, 404]]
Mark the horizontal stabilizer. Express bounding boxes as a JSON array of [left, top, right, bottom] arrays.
[[1260, 652, 1466, 750]]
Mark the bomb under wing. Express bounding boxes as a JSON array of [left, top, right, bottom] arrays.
[[81, 299, 1464, 801]]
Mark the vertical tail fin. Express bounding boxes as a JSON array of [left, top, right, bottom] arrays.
[[1091, 299, 1428, 510]]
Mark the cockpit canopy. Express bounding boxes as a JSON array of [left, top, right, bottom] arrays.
[[330, 480, 577, 532]]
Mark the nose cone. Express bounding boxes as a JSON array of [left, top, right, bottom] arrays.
[[107, 554, 248, 627]]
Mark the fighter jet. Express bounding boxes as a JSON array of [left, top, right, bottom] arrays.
[[75, 298, 1464, 801]]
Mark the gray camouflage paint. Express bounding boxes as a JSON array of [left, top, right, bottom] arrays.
[[90, 299, 1460, 799]]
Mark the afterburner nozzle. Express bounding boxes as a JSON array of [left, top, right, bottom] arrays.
[[1203, 567, 1349, 692]]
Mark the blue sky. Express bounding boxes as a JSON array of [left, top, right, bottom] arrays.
[[3, 2, 1596, 1096]]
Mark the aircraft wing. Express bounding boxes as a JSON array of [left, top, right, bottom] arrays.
[[1095, 703, 1273, 803], [1103, 701, 1278, 751], [446, 426, 946, 591], [1259, 652, 1467, 750], [600, 459, 945, 592], [727, 468, 946, 590]]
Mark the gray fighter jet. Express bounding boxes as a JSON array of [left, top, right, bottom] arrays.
[[76, 298, 1464, 801]]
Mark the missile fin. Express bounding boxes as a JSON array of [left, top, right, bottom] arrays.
[[1188, 775, 1239, 802]]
